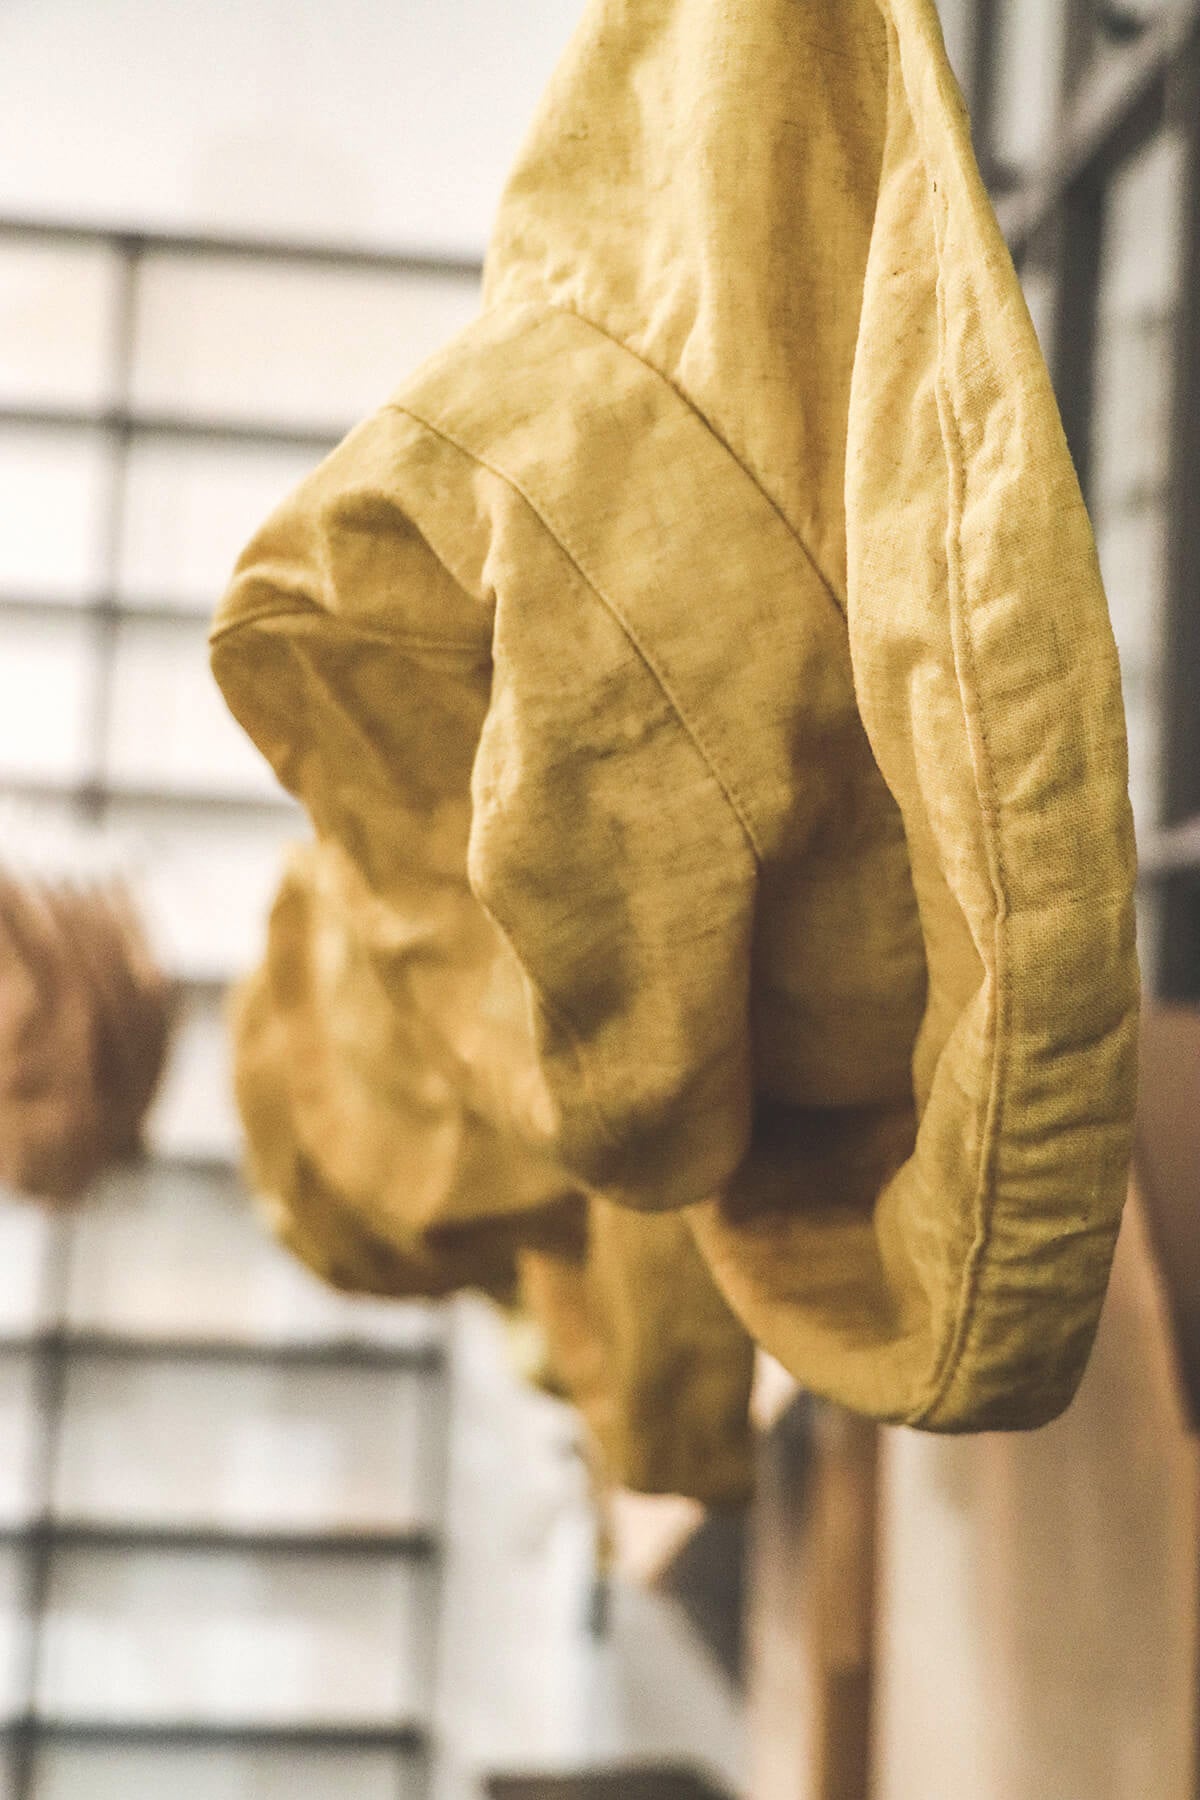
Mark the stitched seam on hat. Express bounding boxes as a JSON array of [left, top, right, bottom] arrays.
[[464, 900, 630, 1163], [210, 607, 486, 657], [537, 301, 850, 626], [380, 397, 766, 1192], [902, 44, 1012, 1428], [387, 400, 767, 866], [212, 575, 634, 1173]]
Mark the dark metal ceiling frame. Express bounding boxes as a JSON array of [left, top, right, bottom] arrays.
[[996, 1, 1200, 257], [1158, 25, 1200, 989], [977, 1, 1200, 993]]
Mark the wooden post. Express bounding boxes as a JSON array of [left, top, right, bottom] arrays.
[[808, 1406, 879, 1800], [748, 1396, 879, 1800]]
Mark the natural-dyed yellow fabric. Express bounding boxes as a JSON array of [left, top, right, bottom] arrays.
[[234, 839, 755, 1499], [212, 0, 1138, 1446]]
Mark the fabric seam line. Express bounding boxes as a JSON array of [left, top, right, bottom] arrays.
[[904, 33, 1012, 1428], [209, 608, 485, 657], [216, 576, 644, 1166], [532, 298, 850, 624], [384, 397, 768, 865]]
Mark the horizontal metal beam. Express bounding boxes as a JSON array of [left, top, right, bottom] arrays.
[[116, 1145, 241, 1181], [485, 1771, 735, 1799], [0, 401, 344, 454], [0, 212, 482, 281], [0, 591, 211, 625], [0, 1715, 428, 1753], [0, 774, 297, 819], [0, 1328, 443, 1373], [1139, 813, 1200, 879], [0, 1519, 439, 1559], [998, 0, 1200, 256]]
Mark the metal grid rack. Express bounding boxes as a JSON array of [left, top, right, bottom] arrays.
[[0, 217, 477, 819], [0, 1166, 452, 1799], [0, 215, 485, 1800], [954, 0, 1200, 996]]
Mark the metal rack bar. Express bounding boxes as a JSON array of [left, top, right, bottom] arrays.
[[1, 1717, 429, 1752], [0, 402, 345, 453], [9, 1215, 73, 1800], [0, 213, 482, 279], [0, 1329, 443, 1372], [1159, 29, 1200, 997], [0, 774, 298, 817], [1140, 814, 1200, 881], [997, 1, 1200, 256], [964, 0, 1008, 190], [0, 1521, 439, 1558], [1049, 174, 1104, 496], [0, 213, 457, 1797], [80, 238, 138, 828], [0, 591, 236, 623]]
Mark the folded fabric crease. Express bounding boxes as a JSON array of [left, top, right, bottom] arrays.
[[210, 0, 1139, 1494]]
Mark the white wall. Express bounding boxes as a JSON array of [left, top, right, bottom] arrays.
[[873, 1192, 1198, 1800], [0, 0, 582, 255]]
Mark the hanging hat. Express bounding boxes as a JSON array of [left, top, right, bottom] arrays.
[[234, 837, 755, 1499], [212, 0, 1138, 1432], [0, 822, 173, 1202]]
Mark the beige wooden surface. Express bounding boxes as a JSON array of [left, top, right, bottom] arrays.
[[874, 1186, 1198, 1800]]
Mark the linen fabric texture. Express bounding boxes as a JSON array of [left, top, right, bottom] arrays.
[[234, 839, 756, 1500], [211, 0, 1139, 1489]]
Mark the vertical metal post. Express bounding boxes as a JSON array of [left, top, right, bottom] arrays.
[[1159, 31, 1200, 1000], [11, 1215, 72, 1800], [1049, 175, 1104, 502], [1060, 0, 1096, 106], [415, 1318, 455, 1800], [966, 0, 1005, 185], [81, 235, 140, 821], [1050, 0, 1104, 502]]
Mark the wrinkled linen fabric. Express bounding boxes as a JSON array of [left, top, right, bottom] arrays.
[[234, 840, 756, 1499], [212, 0, 1139, 1445]]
